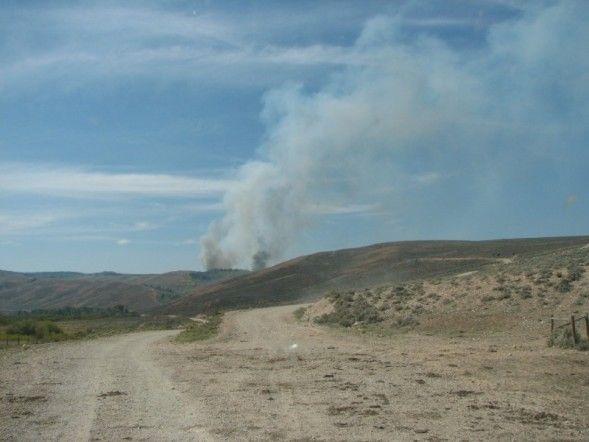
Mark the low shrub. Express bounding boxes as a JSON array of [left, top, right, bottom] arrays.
[[6, 320, 36, 336], [6, 320, 64, 339], [293, 307, 307, 320], [395, 315, 418, 328], [548, 328, 588, 351], [568, 266, 585, 282], [315, 296, 381, 328], [557, 279, 572, 293]]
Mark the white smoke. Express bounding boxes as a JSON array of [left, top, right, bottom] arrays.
[[201, 2, 589, 270]]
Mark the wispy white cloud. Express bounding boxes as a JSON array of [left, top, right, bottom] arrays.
[[0, 163, 233, 198], [132, 221, 158, 231], [0, 212, 65, 234], [181, 238, 198, 245], [0, 0, 532, 96], [400, 16, 489, 28], [0, 5, 364, 90], [178, 202, 225, 213], [1, 3, 514, 91], [0, 45, 382, 92], [116, 239, 131, 246], [412, 172, 445, 186], [305, 203, 380, 215], [48, 7, 241, 47]]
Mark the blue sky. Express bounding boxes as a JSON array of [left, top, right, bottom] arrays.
[[0, 0, 587, 273]]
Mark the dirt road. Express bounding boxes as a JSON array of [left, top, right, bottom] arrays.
[[0, 331, 213, 441], [161, 305, 589, 441], [2, 305, 588, 441]]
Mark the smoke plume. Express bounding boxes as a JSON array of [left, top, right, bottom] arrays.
[[201, 2, 589, 270]]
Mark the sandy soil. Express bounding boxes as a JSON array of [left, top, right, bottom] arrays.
[[2, 305, 588, 441]]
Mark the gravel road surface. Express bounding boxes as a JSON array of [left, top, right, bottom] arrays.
[[2, 305, 588, 441], [0, 331, 212, 441]]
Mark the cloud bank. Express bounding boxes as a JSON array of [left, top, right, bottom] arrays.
[[200, 2, 589, 270]]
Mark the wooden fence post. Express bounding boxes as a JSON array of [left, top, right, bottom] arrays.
[[550, 318, 554, 335], [585, 314, 589, 340], [571, 315, 577, 345]]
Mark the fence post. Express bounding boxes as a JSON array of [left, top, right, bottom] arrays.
[[550, 318, 554, 335], [585, 314, 589, 340], [571, 315, 577, 345]]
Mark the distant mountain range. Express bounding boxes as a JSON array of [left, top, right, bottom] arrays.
[[0, 269, 247, 313]]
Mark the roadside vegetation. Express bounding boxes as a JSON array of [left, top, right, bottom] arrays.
[[3, 319, 66, 342], [175, 313, 223, 343], [315, 291, 382, 327], [293, 306, 307, 320], [0, 305, 190, 345], [548, 327, 589, 351]]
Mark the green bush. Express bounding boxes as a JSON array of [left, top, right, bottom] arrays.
[[6, 320, 64, 339]]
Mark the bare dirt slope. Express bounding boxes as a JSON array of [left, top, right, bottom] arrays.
[[0, 331, 213, 441], [2, 304, 588, 441]]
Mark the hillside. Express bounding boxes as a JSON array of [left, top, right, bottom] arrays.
[[305, 242, 589, 337], [160, 236, 589, 315], [0, 269, 247, 313]]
